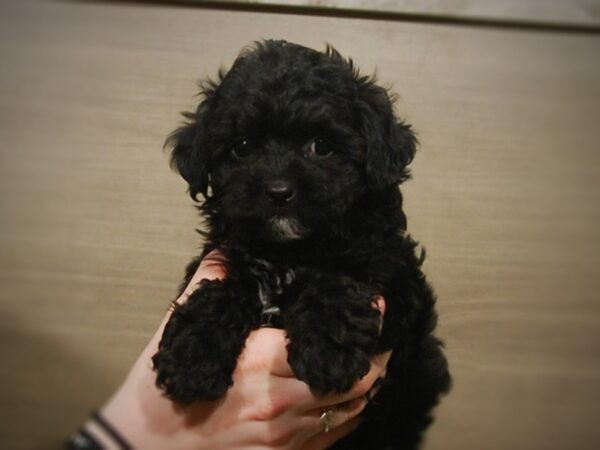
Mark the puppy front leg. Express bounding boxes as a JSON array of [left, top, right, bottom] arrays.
[[153, 279, 259, 405], [283, 276, 382, 394]]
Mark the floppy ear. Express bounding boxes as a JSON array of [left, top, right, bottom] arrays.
[[165, 114, 209, 201], [357, 83, 417, 190], [167, 76, 224, 200]]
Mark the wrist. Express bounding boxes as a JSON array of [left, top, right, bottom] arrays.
[[99, 353, 174, 450]]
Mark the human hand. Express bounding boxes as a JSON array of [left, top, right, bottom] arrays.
[[89, 253, 390, 450]]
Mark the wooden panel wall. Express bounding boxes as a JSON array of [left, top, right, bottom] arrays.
[[0, 1, 599, 449]]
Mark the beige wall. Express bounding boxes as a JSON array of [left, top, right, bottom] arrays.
[[1, 1, 599, 449], [201, 0, 600, 28]]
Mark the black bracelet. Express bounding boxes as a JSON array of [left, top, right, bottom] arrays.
[[65, 411, 132, 450], [90, 410, 132, 450], [65, 428, 103, 450]]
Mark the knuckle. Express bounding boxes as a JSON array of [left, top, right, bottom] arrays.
[[250, 395, 288, 421], [237, 343, 270, 374], [237, 352, 266, 373]]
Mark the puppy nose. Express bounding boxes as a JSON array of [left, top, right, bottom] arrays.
[[265, 181, 295, 205]]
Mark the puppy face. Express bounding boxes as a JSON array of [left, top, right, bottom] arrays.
[[168, 40, 417, 243]]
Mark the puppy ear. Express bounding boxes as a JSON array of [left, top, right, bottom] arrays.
[[358, 83, 417, 190], [166, 116, 209, 201], [167, 77, 223, 200]]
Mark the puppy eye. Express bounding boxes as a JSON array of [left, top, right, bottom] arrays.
[[231, 139, 253, 159], [306, 138, 333, 158]]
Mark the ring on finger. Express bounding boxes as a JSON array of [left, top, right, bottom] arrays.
[[319, 409, 335, 433]]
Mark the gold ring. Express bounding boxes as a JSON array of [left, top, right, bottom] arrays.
[[320, 409, 334, 433]]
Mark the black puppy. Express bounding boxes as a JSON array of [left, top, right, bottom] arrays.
[[153, 40, 450, 449]]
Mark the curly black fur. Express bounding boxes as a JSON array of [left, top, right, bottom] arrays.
[[153, 40, 451, 449]]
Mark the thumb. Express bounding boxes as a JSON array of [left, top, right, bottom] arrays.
[[238, 328, 295, 378]]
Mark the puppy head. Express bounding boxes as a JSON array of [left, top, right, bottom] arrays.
[[167, 40, 416, 243]]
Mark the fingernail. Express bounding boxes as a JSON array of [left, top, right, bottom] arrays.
[[373, 296, 386, 315]]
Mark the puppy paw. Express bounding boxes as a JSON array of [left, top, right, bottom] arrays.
[[153, 280, 255, 404], [287, 338, 373, 394], [284, 277, 382, 394], [153, 348, 232, 403]]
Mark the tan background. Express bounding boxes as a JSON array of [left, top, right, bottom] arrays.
[[1, 0, 600, 449], [199, 0, 600, 28]]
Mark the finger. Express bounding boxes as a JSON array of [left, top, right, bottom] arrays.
[[145, 251, 227, 354], [191, 250, 228, 284], [238, 328, 295, 378], [235, 329, 343, 416], [279, 398, 366, 450], [281, 296, 388, 411], [373, 295, 386, 332], [283, 348, 391, 412], [374, 295, 386, 316], [265, 296, 385, 379], [365, 373, 385, 401], [301, 416, 363, 450], [174, 250, 227, 306], [311, 394, 367, 434]]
